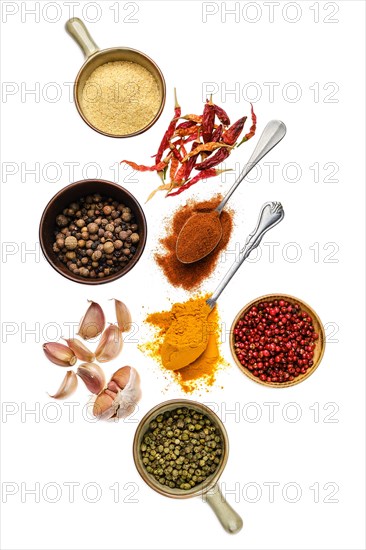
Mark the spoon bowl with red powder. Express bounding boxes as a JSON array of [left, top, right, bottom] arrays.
[[176, 210, 222, 264]]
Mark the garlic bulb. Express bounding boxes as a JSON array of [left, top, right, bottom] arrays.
[[77, 362, 106, 394], [63, 338, 95, 362], [43, 342, 77, 367], [93, 366, 141, 420], [114, 299, 132, 332], [49, 371, 78, 399], [95, 324, 123, 363], [77, 301, 105, 340]]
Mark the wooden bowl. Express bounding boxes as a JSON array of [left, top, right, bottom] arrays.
[[39, 179, 147, 285], [230, 294, 325, 388]]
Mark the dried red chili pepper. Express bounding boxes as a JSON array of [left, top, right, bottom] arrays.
[[195, 147, 230, 170], [211, 124, 223, 142], [180, 142, 188, 159], [176, 120, 196, 130], [202, 97, 215, 143], [174, 140, 200, 183], [202, 124, 223, 159], [170, 143, 184, 162], [214, 104, 230, 126], [169, 155, 179, 182], [166, 168, 229, 197], [183, 142, 232, 161], [174, 126, 199, 137], [155, 88, 181, 164], [173, 164, 187, 184], [237, 103, 257, 146], [222, 116, 247, 145], [184, 140, 201, 180], [179, 114, 202, 123], [121, 159, 168, 172], [121, 92, 257, 200], [146, 182, 172, 203]]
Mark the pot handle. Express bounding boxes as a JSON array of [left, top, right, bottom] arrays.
[[65, 18, 99, 59], [205, 483, 243, 534]]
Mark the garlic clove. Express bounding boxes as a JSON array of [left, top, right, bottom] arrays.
[[49, 371, 78, 399], [93, 365, 141, 420], [77, 362, 106, 394], [77, 300, 105, 340], [95, 324, 123, 363], [43, 342, 77, 367], [107, 380, 120, 393], [63, 338, 95, 362], [114, 299, 132, 332], [93, 391, 117, 419], [114, 366, 141, 420], [111, 366, 134, 389]]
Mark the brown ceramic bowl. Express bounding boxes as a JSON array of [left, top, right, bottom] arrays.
[[230, 294, 326, 388], [39, 179, 147, 285]]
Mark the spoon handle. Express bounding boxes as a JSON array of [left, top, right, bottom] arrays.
[[216, 120, 286, 214], [207, 202, 284, 308]]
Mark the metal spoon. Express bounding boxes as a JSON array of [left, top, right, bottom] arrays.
[[176, 120, 287, 264], [206, 201, 284, 309]]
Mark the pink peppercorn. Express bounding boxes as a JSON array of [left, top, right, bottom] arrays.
[[234, 298, 318, 385]]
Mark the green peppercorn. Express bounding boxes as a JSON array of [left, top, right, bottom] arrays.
[[139, 407, 223, 491]]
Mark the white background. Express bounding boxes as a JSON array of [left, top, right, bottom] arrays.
[[1, 1, 365, 549]]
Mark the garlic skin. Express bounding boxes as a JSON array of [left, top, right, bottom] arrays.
[[64, 338, 95, 362], [49, 371, 78, 399], [77, 362, 106, 394], [77, 300, 105, 340], [114, 299, 132, 332], [93, 366, 141, 420], [95, 324, 123, 363], [43, 342, 77, 367]]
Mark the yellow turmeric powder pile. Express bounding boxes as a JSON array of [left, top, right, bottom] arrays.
[[142, 295, 225, 393]]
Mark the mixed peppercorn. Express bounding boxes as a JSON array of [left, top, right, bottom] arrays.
[[53, 194, 140, 278], [233, 298, 319, 384], [140, 407, 223, 490], [121, 90, 256, 199]]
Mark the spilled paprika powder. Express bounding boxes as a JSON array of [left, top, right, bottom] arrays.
[[155, 196, 234, 290]]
